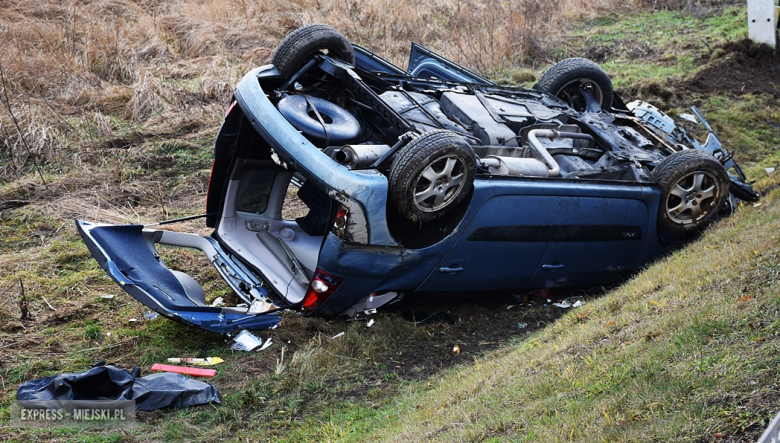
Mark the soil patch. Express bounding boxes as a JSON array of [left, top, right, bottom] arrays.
[[682, 39, 780, 98]]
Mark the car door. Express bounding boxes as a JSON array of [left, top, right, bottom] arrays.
[[416, 179, 652, 293], [415, 185, 553, 292], [524, 186, 652, 289], [407, 43, 496, 85]]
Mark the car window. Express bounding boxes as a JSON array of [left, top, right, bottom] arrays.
[[236, 170, 277, 214]]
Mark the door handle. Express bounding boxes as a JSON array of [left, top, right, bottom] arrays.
[[542, 263, 565, 271], [439, 266, 464, 275]]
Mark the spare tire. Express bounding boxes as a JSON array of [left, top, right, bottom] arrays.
[[389, 130, 476, 223], [537, 58, 613, 111], [271, 24, 355, 78], [652, 149, 729, 233]]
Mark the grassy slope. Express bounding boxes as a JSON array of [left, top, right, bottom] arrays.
[[1, 3, 780, 442], [340, 190, 780, 442]]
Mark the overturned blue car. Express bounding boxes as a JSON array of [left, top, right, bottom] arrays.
[[77, 24, 758, 333]]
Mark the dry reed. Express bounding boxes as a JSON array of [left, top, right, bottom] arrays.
[[0, 0, 636, 183]]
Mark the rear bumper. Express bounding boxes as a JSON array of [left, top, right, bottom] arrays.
[[76, 220, 282, 333]]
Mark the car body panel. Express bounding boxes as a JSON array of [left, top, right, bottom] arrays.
[[76, 220, 282, 332], [232, 66, 398, 247], [407, 42, 496, 85]]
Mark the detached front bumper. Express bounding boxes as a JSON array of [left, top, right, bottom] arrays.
[[76, 220, 282, 333]]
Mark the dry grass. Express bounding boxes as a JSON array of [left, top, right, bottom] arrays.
[[0, 0, 637, 183]]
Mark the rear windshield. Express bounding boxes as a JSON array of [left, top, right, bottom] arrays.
[[236, 170, 277, 214]]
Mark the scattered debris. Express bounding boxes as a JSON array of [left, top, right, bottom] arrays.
[[151, 363, 217, 378], [128, 318, 138, 323], [453, 345, 461, 354], [143, 312, 159, 320], [366, 319, 375, 328], [331, 332, 345, 339], [506, 304, 514, 310], [517, 322, 528, 329], [553, 297, 585, 309], [679, 113, 699, 124], [167, 357, 224, 366], [259, 338, 273, 351], [766, 167, 775, 175], [210, 297, 224, 307], [100, 295, 116, 300], [249, 299, 275, 313], [41, 296, 56, 311], [363, 308, 377, 315], [16, 362, 220, 410], [230, 330, 263, 351]]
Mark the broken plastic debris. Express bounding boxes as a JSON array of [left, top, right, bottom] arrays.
[[572, 300, 585, 308], [364, 308, 377, 315], [100, 295, 115, 300], [230, 330, 263, 351], [259, 338, 273, 351], [453, 345, 461, 354], [517, 322, 528, 329], [129, 318, 138, 323], [151, 363, 216, 378], [249, 299, 276, 314], [143, 312, 159, 320], [366, 319, 375, 328], [766, 167, 775, 174], [210, 297, 224, 307], [506, 305, 514, 310], [553, 300, 571, 308], [331, 332, 345, 339], [679, 113, 699, 124], [167, 357, 225, 366]]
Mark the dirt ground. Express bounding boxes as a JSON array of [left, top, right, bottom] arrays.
[[684, 38, 780, 98]]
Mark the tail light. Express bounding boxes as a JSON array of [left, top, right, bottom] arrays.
[[225, 100, 237, 117], [302, 269, 343, 313]]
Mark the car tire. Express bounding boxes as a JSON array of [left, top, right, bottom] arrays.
[[652, 149, 729, 233], [389, 130, 476, 223], [271, 24, 355, 78], [537, 57, 614, 111]]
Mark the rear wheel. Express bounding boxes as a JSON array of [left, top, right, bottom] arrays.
[[389, 130, 476, 223], [652, 149, 729, 233], [271, 24, 355, 78], [537, 58, 613, 111]]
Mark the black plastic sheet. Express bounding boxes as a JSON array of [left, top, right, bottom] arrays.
[[16, 364, 220, 411]]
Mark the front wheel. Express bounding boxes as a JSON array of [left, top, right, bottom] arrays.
[[389, 130, 476, 223], [652, 149, 729, 233]]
